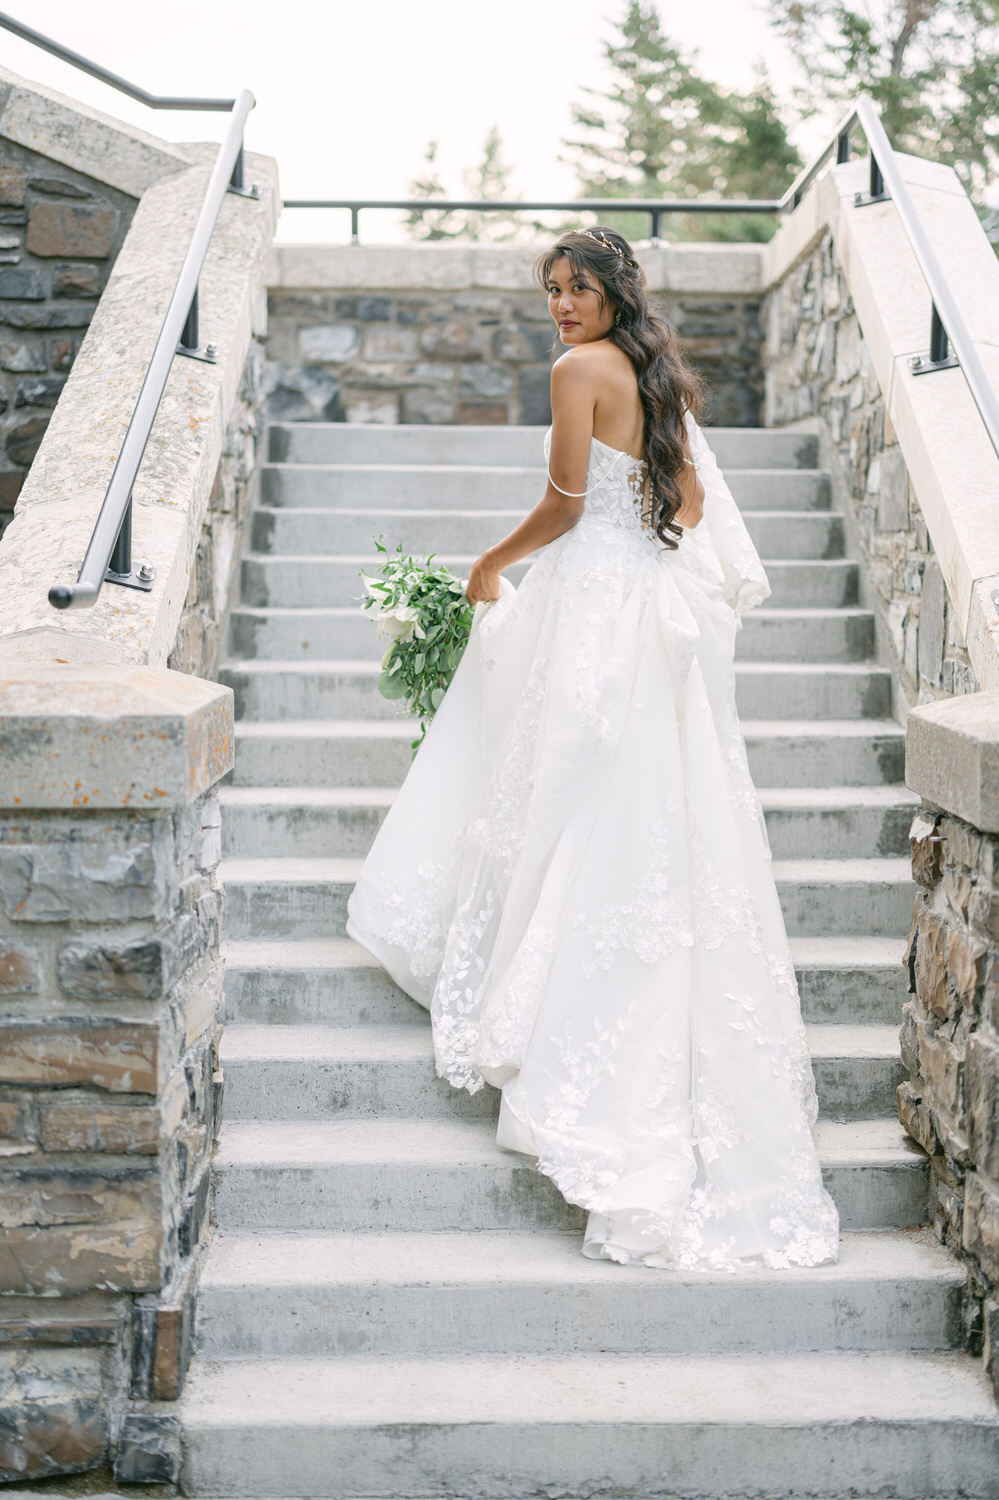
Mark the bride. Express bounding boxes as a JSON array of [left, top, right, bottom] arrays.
[[346, 226, 840, 1271]]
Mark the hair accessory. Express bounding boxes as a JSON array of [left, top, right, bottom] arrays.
[[579, 228, 639, 269]]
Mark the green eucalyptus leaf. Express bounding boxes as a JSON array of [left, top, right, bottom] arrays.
[[378, 670, 408, 699]]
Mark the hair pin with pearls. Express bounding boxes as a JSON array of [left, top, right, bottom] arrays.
[[578, 228, 638, 268]]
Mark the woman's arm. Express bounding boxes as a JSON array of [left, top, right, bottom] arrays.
[[673, 444, 706, 529], [465, 355, 596, 604]]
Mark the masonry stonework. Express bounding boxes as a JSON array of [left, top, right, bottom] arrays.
[[0, 668, 233, 1484], [0, 141, 136, 541], [169, 339, 266, 681], [900, 693, 999, 1399], [265, 286, 763, 429], [762, 230, 979, 710]]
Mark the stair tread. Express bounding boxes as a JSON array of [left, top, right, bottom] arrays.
[[219, 1020, 899, 1063], [231, 716, 907, 738], [223, 655, 885, 676], [179, 1348, 996, 1426], [219, 784, 917, 810], [221, 933, 909, 972], [219, 854, 913, 882], [198, 1226, 959, 1289], [216, 1115, 924, 1168]]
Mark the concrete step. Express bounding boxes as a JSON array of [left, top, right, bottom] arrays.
[[230, 719, 906, 790], [229, 587, 869, 670], [229, 561, 858, 659], [754, 785, 919, 859], [258, 468, 832, 514], [212, 1116, 928, 1233], [218, 855, 914, 942], [178, 1348, 999, 1500], [194, 1228, 961, 1360], [268, 421, 822, 470], [238, 518, 845, 608], [222, 935, 909, 1029], [219, 785, 916, 862], [220, 655, 887, 729], [219, 1023, 904, 1124]]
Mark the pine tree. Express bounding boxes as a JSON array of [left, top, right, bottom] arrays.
[[768, 0, 999, 215], [563, 2, 801, 243], [404, 128, 530, 242]]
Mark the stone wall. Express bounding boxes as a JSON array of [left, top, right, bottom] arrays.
[[0, 668, 233, 1484], [0, 66, 276, 1486], [762, 229, 979, 712], [266, 243, 766, 429], [168, 338, 266, 681], [900, 692, 999, 1399], [0, 145, 136, 543]]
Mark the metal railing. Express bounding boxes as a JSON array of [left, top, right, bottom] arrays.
[[282, 196, 784, 247], [0, 11, 235, 109], [0, 10, 262, 609], [286, 94, 999, 469], [46, 92, 259, 608]]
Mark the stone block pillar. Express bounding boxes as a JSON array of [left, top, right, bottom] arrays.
[[899, 690, 999, 1398], [0, 666, 233, 1484]]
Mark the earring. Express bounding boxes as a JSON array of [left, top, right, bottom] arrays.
[[614, 309, 622, 326]]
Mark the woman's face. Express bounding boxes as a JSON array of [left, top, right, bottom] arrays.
[[546, 256, 615, 345]]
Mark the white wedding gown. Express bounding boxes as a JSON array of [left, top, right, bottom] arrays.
[[346, 413, 840, 1270]]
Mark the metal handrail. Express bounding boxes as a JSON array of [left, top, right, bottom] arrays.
[[853, 95, 999, 465], [0, 10, 235, 110], [48, 90, 257, 611], [283, 197, 783, 245]]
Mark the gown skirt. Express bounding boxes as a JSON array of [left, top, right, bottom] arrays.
[[346, 416, 841, 1270]]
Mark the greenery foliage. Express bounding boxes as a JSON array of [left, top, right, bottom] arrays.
[[404, 128, 536, 242], [562, 1, 801, 243], [359, 539, 475, 754], [768, 0, 999, 236], [402, 0, 999, 248]]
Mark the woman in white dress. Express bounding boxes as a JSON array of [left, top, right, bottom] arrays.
[[346, 226, 840, 1271]]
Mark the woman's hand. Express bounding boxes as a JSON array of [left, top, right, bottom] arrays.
[[466, 550, 503, 605]]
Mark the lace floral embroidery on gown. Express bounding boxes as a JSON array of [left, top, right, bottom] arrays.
[[346, 413, 840, 1271]]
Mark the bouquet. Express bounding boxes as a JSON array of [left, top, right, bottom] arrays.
[[359, 537, 475, 753]]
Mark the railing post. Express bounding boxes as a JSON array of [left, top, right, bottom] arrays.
[[230, 144, 244, 193], [929, 303, 948, 364], [351, 205, 360, 245], [909, 302, 959, 375], [176, 285, 218, 365], [650, 207, 661, 244], [870, 153, 885, 199], [108, 493, 132, 578], [180, 287, 199, 353], [836, 130, 851, 164]]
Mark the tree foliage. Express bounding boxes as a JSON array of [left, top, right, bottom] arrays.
[[769, 0, 999, 216], [404, 128, 533, 242], [562, 2, 802, 242]]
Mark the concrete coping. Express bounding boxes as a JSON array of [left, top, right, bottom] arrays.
[[267, 241, 767, 296], [906, 690, 999, 834], [0, 667, 234, 810]]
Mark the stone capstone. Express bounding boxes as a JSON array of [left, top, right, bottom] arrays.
[[907, 691, 999, 835], [0, 668, 234, 810]]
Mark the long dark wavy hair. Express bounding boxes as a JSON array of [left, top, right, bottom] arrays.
[[534, 226, 704, 549]]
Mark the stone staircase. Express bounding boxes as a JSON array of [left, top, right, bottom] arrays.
[[177, 423, 999, 1497]]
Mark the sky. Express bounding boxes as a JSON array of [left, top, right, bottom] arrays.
[[2, 0, 816, 243]]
